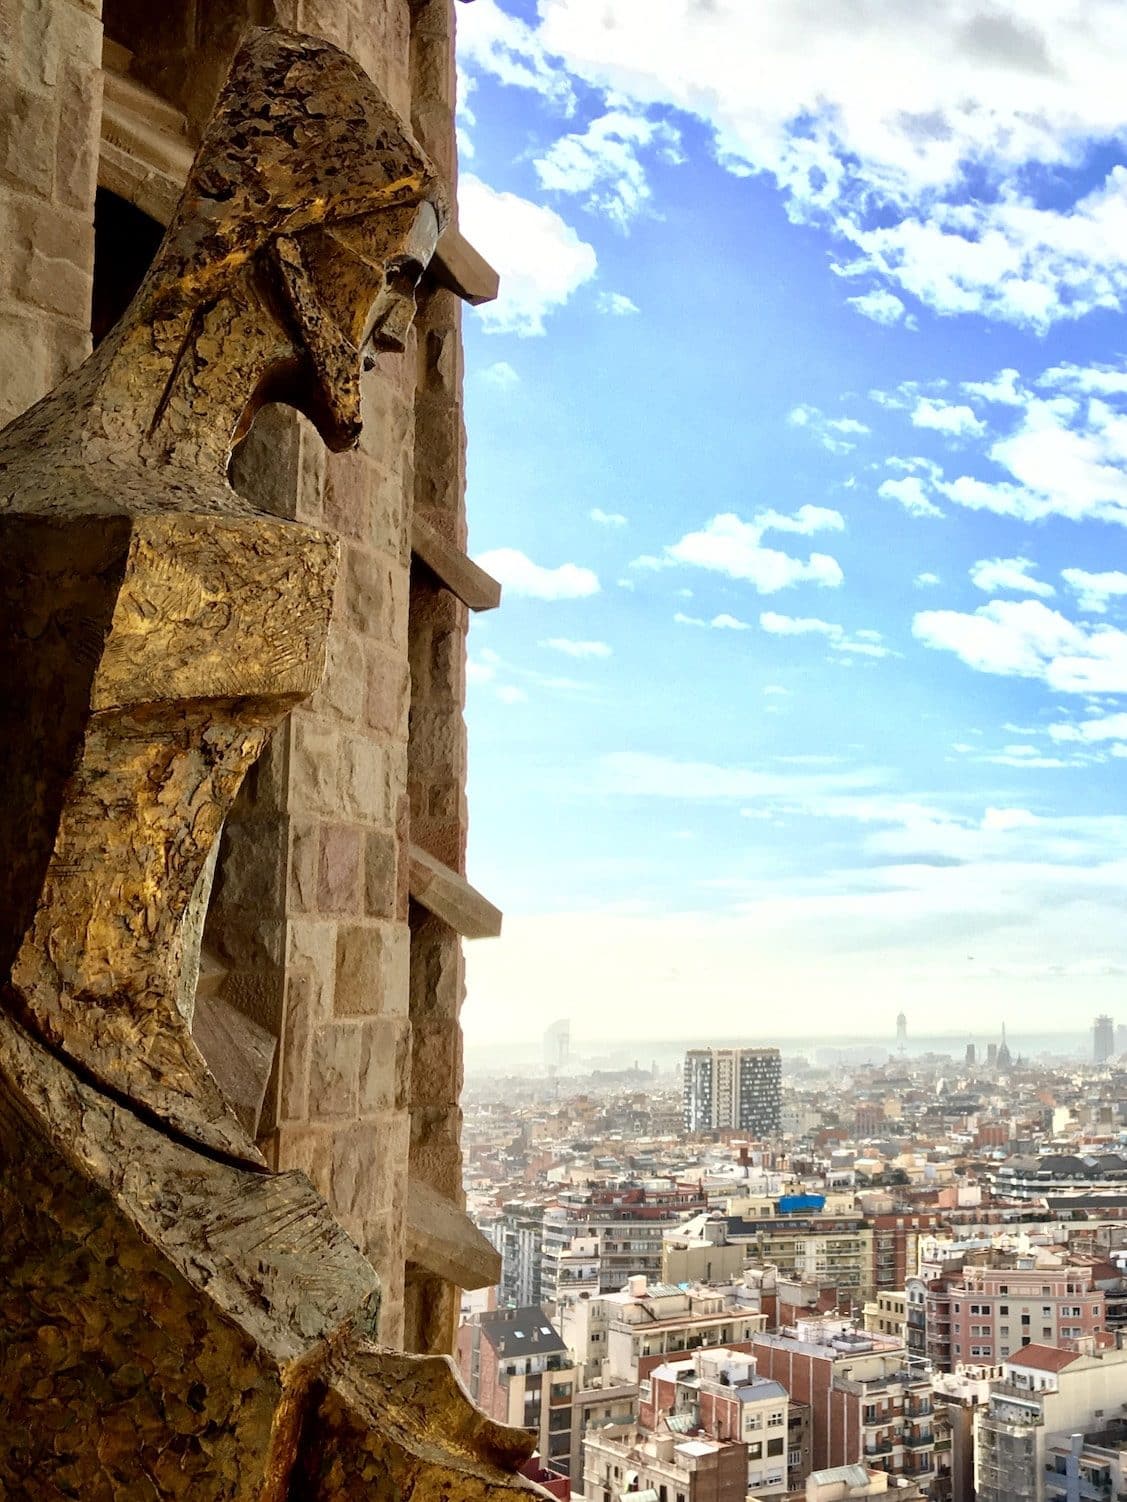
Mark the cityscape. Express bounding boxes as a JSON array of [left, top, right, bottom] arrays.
[[458, 1015, 1127, 1502]]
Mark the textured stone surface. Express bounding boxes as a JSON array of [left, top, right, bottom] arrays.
[[0, 21, 527, 1494], [3, 0, 489, 1375]]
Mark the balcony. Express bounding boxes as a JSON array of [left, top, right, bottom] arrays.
[[865, 1443, 893, 1457], [904, 1433, 934, 1449]]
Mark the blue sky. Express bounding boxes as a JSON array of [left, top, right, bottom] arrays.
[[452, 0, 1127, 1045]]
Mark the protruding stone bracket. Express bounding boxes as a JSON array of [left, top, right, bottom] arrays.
[[430, 227, 500, 305], [411, 512, 501, 611], [408, 844, 502, 939], [405, 1179, 502, 1290]]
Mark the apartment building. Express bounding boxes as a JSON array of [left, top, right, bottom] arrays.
[[863, 1292, 908, 1344], [683, 1049, 782, 1137], [753, 1327, 936, 1486], [975, 1340, 1127, 1502], [583, 1423, 747, 1502], [922, 1263, 1106, 1371], [541, 1183, 708, 1302], [649, 1348, 790, 1495], [500, 1200, 547, 1308], [561, 1277, 767, 1388], [456, 1305, 578, 1477]]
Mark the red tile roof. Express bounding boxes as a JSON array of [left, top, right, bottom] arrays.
[[1008, 1345, 1082, 1373]]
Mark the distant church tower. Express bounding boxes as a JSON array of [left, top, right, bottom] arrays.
[[896, 1011, 907, 1045], [997, 1023, 1012, 1070]]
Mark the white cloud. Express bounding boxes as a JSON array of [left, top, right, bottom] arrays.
[[1061, 567, 1127, 613], [969, 556, 1055, 598], [461, 0, 1127, 331], [760, 612, 892, 657], [847, 288, 908, 325], [595, 291, 640, 315], [1042, 362, 1127, 396], [480, 360, 520, 388], [476, 547, 600, 599], [495, 684, 530, 704], [590, 507, 628, 526], [962, 369, 1028, 406], [674, 612, 752, 631], [788, 404, 871, 453], [878, 475, 943, 518], [914, 571, 941, 587], [1050, 712, 1127, 744], [535, 110, 681, 228], [458, 174, 597, 336], [882, 363, 1127, 527], [914, 597, 1127, 692], [664, 509, 844, 593], [911, 397, 986, 438], [541, 637, 612, 658], [457, 0, 575, 108], [760, 612, 840, 639]]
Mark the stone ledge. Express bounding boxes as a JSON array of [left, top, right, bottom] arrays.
[[408, 844, 501, 938], [430, 227, 500, 306], [405, 1179, 501, 1290], [411, 513, 501, 611]]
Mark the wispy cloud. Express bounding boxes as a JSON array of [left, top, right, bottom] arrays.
[[477, 547, 600, 599]]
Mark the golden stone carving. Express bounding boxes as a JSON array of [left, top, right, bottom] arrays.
[[0, 29, 538, 1500]]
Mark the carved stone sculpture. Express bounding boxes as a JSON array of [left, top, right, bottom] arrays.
[[0, 29, 538, 1500]]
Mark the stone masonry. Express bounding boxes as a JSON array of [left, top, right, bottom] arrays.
[[0, 0, 500, 1353]]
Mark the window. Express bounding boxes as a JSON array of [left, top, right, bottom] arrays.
[[1042, 1328, 1053, 1339], [999, 1305, 1009, 1315], [749, 1442, 762, 1460], [747, 1414, 762, 1430], [1042, 1307, 1053, 1318], [767, 1438, 785, 1457], [1000, 1285, 1009, 1294], [768, 1412, 785, 1427]]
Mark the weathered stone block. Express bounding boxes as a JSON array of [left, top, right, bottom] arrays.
[[309, 1022, 360, 1119], [359, 1016, 409, 1114], [319, 823, 362, 913], [364, 827, 399, 919], [365, 640, 409, 737]]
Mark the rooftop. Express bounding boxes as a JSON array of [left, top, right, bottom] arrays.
[[1005, 1345, 1082, 1374]]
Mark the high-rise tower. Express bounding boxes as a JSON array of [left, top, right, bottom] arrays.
[[683, 1047, 782, 1136]]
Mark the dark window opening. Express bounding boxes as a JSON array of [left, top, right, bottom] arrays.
[[91, 187, 164, 346]]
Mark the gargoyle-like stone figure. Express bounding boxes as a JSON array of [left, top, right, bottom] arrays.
[[0, 29, 540, 1501]]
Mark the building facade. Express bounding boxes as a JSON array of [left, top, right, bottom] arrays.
[[683, 1049, 782, 1137], [752, 1327, 936, 1486], [541, 1183, 708, 1301], [583, 1423, 748, 1502], [975, 1341, 1127, 1502], [457, 1305, 579, 1477]]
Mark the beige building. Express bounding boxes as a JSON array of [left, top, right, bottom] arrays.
[[975, 1340, 1127, 1502], [863, 1291, 908, 1343], [560, 1277, 767, 1388], [0, 0, 500, 1354], [584, 1423, 748, 1502]]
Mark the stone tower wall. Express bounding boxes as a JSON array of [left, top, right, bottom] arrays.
[[0, 0, 498, 1352]]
